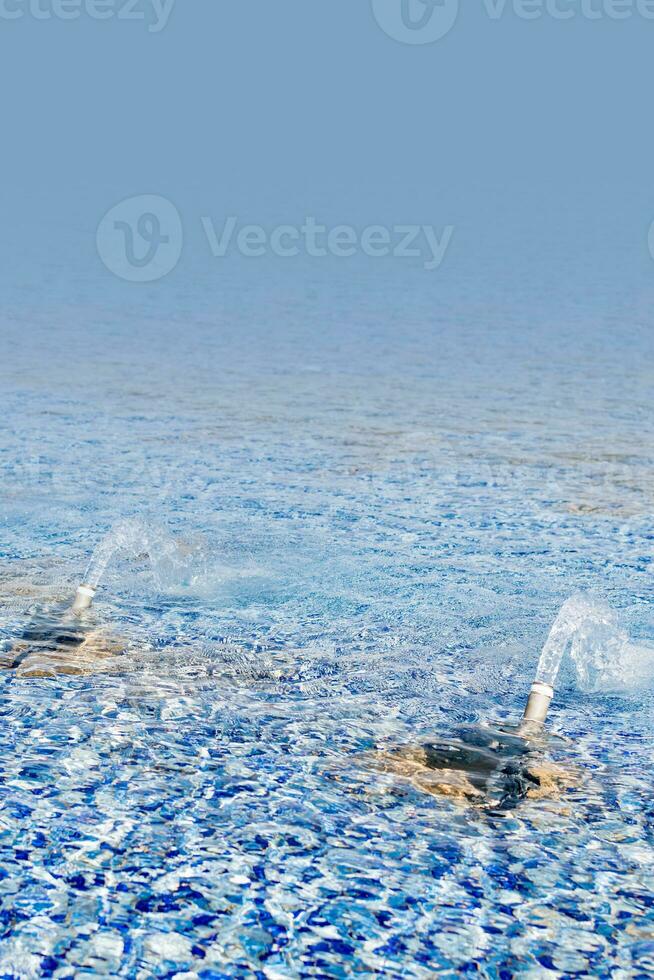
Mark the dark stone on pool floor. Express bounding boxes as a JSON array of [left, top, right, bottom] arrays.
[[372, 724, 577, 811]]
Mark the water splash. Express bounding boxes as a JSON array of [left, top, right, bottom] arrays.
[[536, 594, 608, 688], [82, 518, 152, 590], [78, 519, 278, 611], [536, 593, 654, 694], [81, 517, 202, 596]]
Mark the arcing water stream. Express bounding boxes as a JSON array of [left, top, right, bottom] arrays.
[[536, 593, 654, 695]]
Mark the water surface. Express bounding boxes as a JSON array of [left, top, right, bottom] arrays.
[[1, 267, 653, 976]]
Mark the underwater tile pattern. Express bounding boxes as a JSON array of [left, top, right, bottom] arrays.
[[1, 277, 654, 977]]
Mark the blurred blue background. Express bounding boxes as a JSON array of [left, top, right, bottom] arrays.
[[1, 1, 653, 309]]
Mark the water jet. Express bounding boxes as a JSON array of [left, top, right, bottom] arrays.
[[374, 596, 624, 808], [1, 521, 149, 675]]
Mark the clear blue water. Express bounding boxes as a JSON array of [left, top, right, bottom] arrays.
[[1, 265, 654, 977]]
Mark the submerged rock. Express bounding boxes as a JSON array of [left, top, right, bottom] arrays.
[[371, 724, 578, 811], [1, 608, 126, 677]]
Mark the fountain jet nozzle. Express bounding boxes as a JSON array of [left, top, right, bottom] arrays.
[[71, 584, 96, 616], [522, 681, 554, 727]]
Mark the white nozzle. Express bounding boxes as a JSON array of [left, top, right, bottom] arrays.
[[522, 681, 554, 727], [71, 584, 96, 615]]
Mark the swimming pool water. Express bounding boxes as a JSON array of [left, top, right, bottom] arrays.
[[1, 269, 654, 977]]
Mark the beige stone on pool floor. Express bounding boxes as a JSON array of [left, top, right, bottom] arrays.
[[369, 744, 580, 806], [1, 630, 127, 677]]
